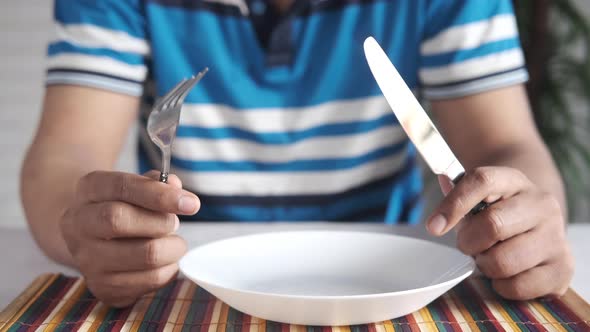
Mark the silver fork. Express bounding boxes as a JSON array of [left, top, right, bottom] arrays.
[[147, 68, 208, 183]]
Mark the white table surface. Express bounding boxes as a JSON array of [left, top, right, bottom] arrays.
[[1, 223, 588, 309]]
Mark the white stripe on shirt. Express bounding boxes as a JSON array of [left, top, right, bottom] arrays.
[[178, 96, 391, 132], [170, 125, 406, 162], [47, 53, 147, 82], [171, 150, 408, 196], [53, 23, 150, 55], [421, 14, 518, 55], [419, 48, 525, 85]]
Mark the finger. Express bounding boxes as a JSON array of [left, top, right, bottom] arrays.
[[427, 167, 532, 236], [77, 201, 179, 239], [437, 175, 454, 196], [475, 228, 550, 279], [77, 171, 200, 215], [86, 235, 187, 272], [143, 170, 183, 189], [87, 263, 179, 307], [456, 192, 548, 255], [492, 260, 573, 300]]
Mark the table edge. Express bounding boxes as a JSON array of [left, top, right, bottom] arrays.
[[564, 288, 590, 321]]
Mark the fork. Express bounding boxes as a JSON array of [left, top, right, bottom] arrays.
[[147, 68, 208, 183]]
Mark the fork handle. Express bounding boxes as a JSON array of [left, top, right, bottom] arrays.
[[160, 148, 171, 184], [159, 172, 169, 183]]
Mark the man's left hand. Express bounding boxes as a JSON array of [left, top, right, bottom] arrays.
[[426, 166, 574, 300]]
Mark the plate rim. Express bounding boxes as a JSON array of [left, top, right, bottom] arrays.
[[179, 230, 475, 300]]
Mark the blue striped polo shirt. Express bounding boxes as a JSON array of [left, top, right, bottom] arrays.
[[47, 0, 528, 223]]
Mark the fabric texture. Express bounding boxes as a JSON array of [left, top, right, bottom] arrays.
[[46, 0, 528, 222], [1, 274, 589, 332]]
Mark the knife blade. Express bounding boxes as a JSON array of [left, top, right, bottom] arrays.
[[363, 36, 487, 215]]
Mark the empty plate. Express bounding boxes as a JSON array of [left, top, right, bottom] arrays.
[[179, 231, 474, 326]]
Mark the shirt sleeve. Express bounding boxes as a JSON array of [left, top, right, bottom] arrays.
[[419, 0, 529, 100], [46, 0, 149, 96]]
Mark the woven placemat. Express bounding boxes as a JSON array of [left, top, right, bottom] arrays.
[[1, 274, 589, 331]]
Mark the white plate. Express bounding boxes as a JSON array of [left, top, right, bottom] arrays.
[[179, 231, 474, 326]]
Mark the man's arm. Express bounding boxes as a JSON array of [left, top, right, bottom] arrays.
[[21, 86, 198, 306], [426, 84, 573, 300], [20, 85, 140, 265], [430, 85, 566, 213]]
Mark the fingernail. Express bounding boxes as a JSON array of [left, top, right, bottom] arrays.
[[178, 195, 198, 214], [428, 215, 447, 235], [173, 215, 180, 232]]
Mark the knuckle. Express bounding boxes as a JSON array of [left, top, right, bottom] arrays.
[[100, 203, 126, 236], [561, 252, 575, 280], [512, 168, 528, 183], [554, 261, 572, 296], [164, 214, 177, 232], [487, 249, 515, 278], [472, 167, 494, 187], [553, 225, 567, 243], [60, 207, 77, 235], [146, 268, 171, 289], [540, 192, 562, 216], [456, 242, 470, 256], [178, 236, 188, 255], [113, 174, 131, 201], [543, 215, 567, 244], [144, 240, 162, 267], [485, 208, 506, 241], [170, 236, 188, 259], [452, 196, 467, 215], [440, 197, 466, 220]]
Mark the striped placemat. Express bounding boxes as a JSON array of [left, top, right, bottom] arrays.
[[1, 274, 589, 332]]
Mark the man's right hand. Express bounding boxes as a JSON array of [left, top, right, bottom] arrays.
[[60, 170, 200, 307]]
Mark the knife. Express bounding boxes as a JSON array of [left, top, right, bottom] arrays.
[[363, 36, 487, 215]]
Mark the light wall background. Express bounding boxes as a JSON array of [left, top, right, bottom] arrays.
[[0, 1, 588, 228], [0, 1, 137, 228]]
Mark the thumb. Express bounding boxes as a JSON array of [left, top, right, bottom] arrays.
[[143, 170, 183, 189], [437, 175, 454, 196]]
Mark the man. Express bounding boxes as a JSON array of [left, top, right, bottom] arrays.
[[21, 0, 573, 307]]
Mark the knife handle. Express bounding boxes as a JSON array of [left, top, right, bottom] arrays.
[[452, 173, 489, 215]]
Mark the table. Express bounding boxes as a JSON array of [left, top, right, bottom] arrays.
[[1, 223, 588, 309]]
